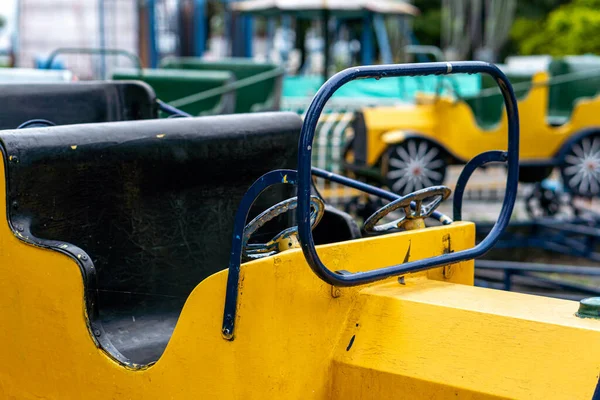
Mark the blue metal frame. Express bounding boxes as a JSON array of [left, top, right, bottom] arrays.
[[157, 100, 193, 117], [194, 0, 207, 57], [360, 14, 374, 65], [476, 218, 600, 263], [453, 150, 507, 221], [297, 62, 520, 286], [221, 61, 519, 338], [222, 169, 297, 340], [147, 0, 159, 68], [222, 166, 451, 339]]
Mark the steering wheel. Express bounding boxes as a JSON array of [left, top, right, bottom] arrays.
[[242, 196, 325, 261], [363, 186, 451, 234]]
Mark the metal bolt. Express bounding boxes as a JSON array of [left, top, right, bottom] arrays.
[[81, 254, 88, 261], [223, 328, 231, 336], [576, 297, 600, 319], [331, 286, 341, 298], [94, 329, 101, 337]]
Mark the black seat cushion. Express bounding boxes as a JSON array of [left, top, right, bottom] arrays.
[[0, 81, 157, 129], [0, 112, 301, 364]]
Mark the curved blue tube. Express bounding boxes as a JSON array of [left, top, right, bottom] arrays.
[[297, 62, 520, 286], [452, 150, 508, 221]]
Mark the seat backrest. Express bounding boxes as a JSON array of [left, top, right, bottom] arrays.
[[548, 56, 600, 120], [0, 81, 157, 130], [0, 112, 301, 313], [113, 68, 236, 116], [160, 57, 283, 113], [464, 70, 534, 129]]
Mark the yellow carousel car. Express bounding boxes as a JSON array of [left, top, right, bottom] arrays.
[[347, 58, 600, 197], [1, 62, 600, 399]]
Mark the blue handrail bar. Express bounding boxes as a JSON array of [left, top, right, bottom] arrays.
[[296, 61, 520, 286]]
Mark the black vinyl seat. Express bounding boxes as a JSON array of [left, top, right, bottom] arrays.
[[0, 113, 301, 365], [0, 81, 157, 129]]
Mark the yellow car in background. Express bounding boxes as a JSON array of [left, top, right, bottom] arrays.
[[346, 56, 600, 197]]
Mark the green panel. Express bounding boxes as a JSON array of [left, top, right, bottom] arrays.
[[548, 56, 600, 124], [464, 71, 534, 130], [161, 57, 282, 114], [112, 68, 233, 116]]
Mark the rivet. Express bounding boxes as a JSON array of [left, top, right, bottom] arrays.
[[81, 254, 88, 261], [94, 329, 101, 337]]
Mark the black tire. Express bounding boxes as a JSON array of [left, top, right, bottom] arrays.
[[385, 138, 447, 195], [560, 134, 600, 198], [518, 166, 554, 183]]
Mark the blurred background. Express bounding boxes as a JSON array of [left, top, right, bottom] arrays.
[[1, 1, 596, 76]]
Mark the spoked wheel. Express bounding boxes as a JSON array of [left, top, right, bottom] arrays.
[[385, 138, 447, 195], [560, 134, 600, 198], [525, 182, 563, 219]]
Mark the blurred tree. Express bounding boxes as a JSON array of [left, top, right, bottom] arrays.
[[411, 0, 575, 59], [411, 0, 442, 49], [510, 0, 600, 56], [0, 14, 5, 31]]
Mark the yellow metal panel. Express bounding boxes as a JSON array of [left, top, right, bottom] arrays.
[[1, 154, 600, 399], [331, 279, 600, 399], [362, 72, 600, 165]]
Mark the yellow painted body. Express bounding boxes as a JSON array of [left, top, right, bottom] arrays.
[[1, 155, 600, 399], [361, 72, 600, 165]]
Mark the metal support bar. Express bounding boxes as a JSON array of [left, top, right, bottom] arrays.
[[297, 62, 520, 287], [44, 48, 143, 75], [373, 14, 392, 64], [244, 15, 254, 58], [194, 0, 206, 57], [361, 13, 374, 65], [476, 260, 600, 276], [147, 0, 158, 68], [453, 150, 507, 221], [311, 167, 451, 225], [98, 0, 107, 79], [222, 169, 297, 340], [157, 100, 193, 117]]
